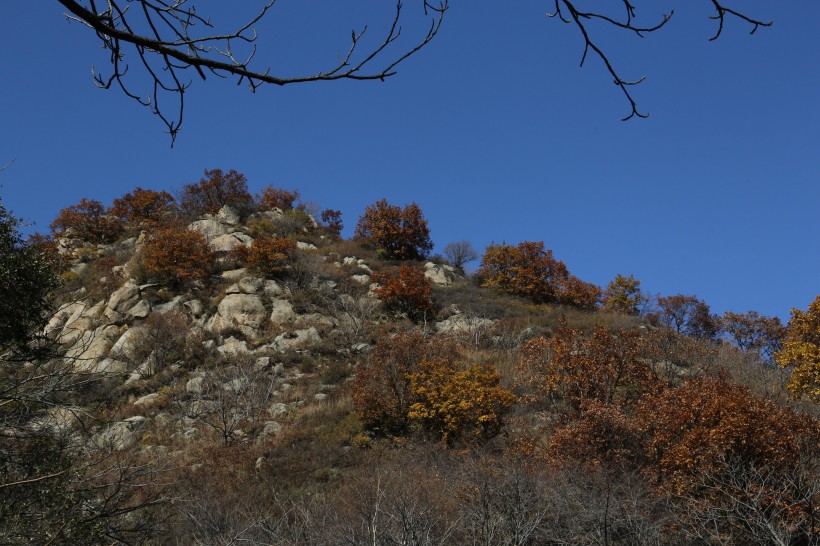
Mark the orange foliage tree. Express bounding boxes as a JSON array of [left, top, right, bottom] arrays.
[[179, 168, 254, 217], [351, 329, 458, 434], [517, 324, 656, 413], [245, 236, 296, 278], [50, 198, 123, 244], [478, 241, 599, 307], [354, 199, 432, 260], [407, 358, 516, 443], [141, 225, 214, 285], [110, 187, 176, 226], [635, 375, 819, 492], [257, 186, 302, 211], [372, 265, 434, 322], [776, 295, 820, 402]]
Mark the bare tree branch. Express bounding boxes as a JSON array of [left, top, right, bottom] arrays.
[[549, 1, 772, 120], [58, 0, 448, 144]]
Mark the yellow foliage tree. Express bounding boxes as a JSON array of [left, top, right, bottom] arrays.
[[408, 358, 516, 443], [776, 295, 820, 402]]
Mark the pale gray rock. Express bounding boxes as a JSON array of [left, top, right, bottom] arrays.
[[93, 416, 148, 451], [128, 299, 152, 319], [271, 327, 320, 351], [263, 280, 284, 297], [435, 314, 494, 334], [209, 293, 267, 333], [257, 421, 282, 441], [184, 299, 205, 317], [44, 301, 86, 337], [424, 262, 459, 286], [269, 298, 296, 324], [221, 268, 247, 281], [66, 325, 120, 364], [209, 232, 253, 253], [106, 281, 140, 316], [134, 392, 161, 407], [153, 296, 185, 313], [188, 219, 228, 241], [296, 241, 317, 250], [186, 376, 206, 394], [216, 205, 241, 226], [217, 337, 252, 355], [343, 256, 358, 266], [351, 274, 371, 285], [269, 403, 288, 417], [238, 276, 265, 294]]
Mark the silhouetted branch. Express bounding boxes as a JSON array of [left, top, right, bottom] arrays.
[[58, 0, 448, 144], [549, 1, 771, 120]]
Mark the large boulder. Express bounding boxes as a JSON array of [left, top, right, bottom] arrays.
[[424, 262, 459, 286], [271, 327, 321, 351], [269, 298, 296, 324], [188, 219, 228, 241], [105, 281, 141, 318], [208, 294, 267, 334], [216, 205, 241, 226], [92, 416, 148, 451], [209, 232, 253, 253]]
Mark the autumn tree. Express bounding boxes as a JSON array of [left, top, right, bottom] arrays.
[[351, 329, 458, 434], [354, 199, 432, 260], [320, 209, 343, 236], [407, 358, 516, 443], [110, 187, 177, 226], [653, 294, 719, 340], [478, 241, 598, 308], [245, 236, 297, 278], [141, 225, 214, 286], [179, 168, 254, 218], [601, 274, 648, 316], [443, 240, 478, 274], [257, 186, 302, 211], [371, 265, 434, 322], [517, 325, 656, 413], [50, 197, 122, 244], [635, 375, 819, 493], [776, 295, 820, 402], [721, 310, 786, 364]]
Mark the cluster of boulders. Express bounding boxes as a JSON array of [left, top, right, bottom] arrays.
[[43, 205, 473, 453]]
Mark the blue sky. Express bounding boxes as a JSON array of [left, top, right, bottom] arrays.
[[1, 1, 817, 320]]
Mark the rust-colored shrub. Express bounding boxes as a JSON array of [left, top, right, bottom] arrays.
[[257, 186, 302, 211], [517, 324, 656, 412], [141, 225, 214, 285], [635, 375, 819, 492], [246, 236, 296, 277], [179, 168, 253, 217], [110, 187, 176, 226], [478, 241, 598, 308], [320, 209, 343, 236], [372, 265, 434, 322], [351, 329, 458, 434], [354, 199, 432, 260], [50, 198, 122, 244]]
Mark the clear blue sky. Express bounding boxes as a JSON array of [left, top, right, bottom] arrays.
[[1, 1, 817, 320]]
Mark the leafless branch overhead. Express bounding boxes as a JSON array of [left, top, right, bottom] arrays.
[[58, 0, 448, 144], [549, 1, 772, 120]]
